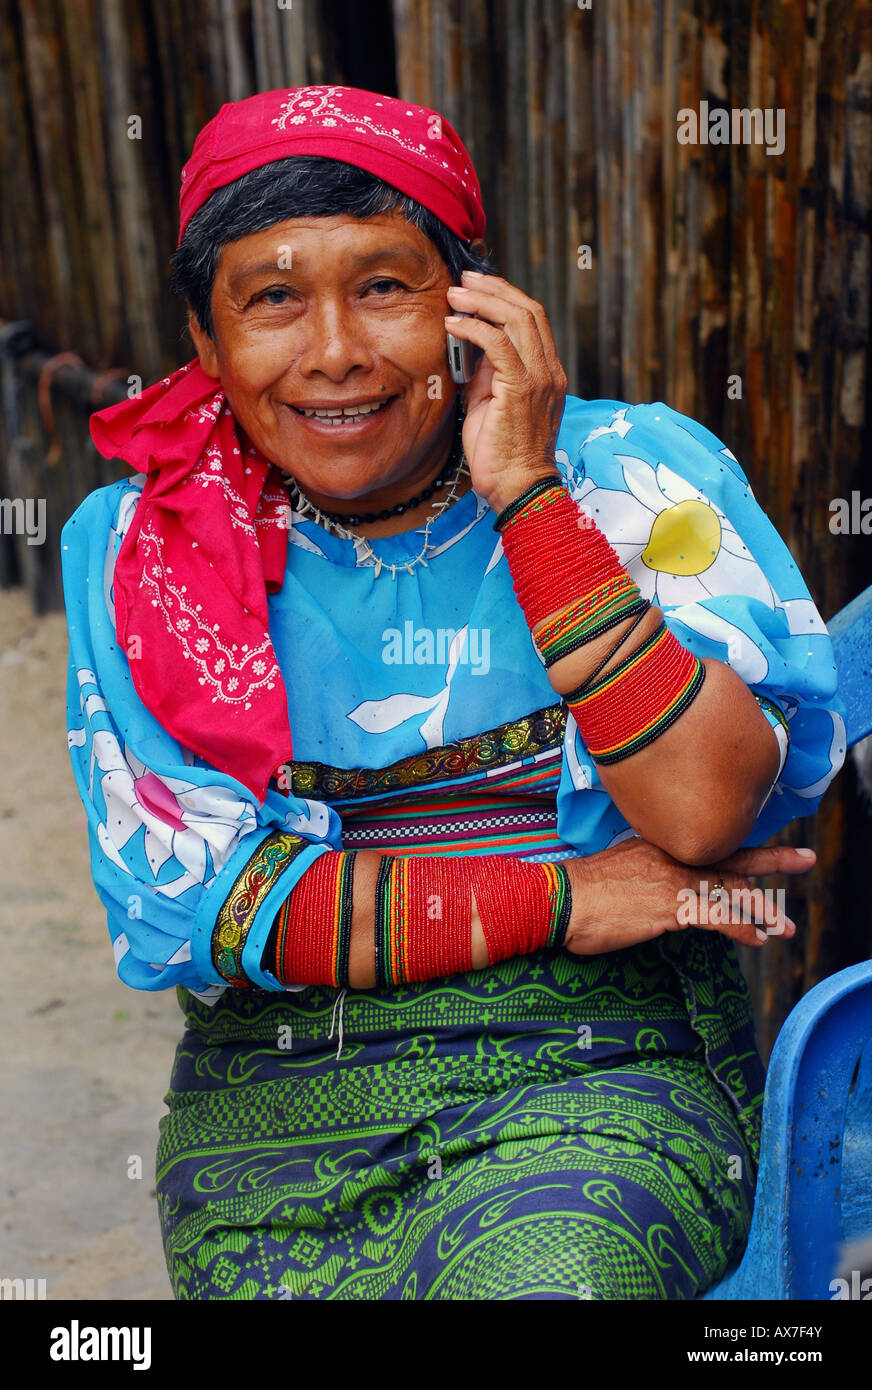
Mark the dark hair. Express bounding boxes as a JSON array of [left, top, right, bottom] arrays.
[[170, 155, 496, 340]]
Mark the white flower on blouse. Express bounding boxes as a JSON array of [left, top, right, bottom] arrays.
[[570, 454, 780, 681], [87, 725, 254, 893], [572, 454, 777, 611]]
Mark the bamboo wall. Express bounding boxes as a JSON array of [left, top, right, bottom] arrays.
[[1, 0, 871, 1052], [0, 0, 395, 382]]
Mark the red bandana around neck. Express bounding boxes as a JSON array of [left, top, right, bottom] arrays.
[[91, 360, 294, 802], [89, 84, 486, 802]]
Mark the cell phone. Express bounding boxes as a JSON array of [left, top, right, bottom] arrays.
[[447, 310, 484, 384]]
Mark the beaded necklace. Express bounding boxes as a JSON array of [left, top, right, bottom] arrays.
[[280, 409, 471, 580]]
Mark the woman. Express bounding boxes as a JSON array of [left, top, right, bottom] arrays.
[[63, 84, 844, 1300]]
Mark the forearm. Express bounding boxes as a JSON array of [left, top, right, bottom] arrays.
[[264, 849, 566, 990], [495, 476, 780, 864]]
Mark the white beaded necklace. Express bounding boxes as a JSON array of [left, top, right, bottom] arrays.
[[282, 456, 472, 580]]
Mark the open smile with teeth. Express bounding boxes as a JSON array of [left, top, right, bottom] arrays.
[[291, 398, 393, 423]]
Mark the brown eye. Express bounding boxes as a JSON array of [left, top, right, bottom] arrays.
[[365, 279, 404, 295], [258, 288, 291, 305]]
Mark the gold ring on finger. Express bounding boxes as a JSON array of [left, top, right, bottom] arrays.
[[707, 875, 728, 904]]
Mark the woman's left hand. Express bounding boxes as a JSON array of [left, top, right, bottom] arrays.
[[445, 271, 568, 514]]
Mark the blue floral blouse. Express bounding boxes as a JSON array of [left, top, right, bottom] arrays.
[[62, 396, 846, 1000]]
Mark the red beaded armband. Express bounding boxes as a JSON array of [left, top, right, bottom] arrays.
[[372, 854, 572, 986], [373, 855, 473, 986], [565, 621, 705, 763], [272, 850, 357, 987], [495, 477, 705, 762]]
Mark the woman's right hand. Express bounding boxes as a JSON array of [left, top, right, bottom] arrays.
[[562, 838, 817, 955]]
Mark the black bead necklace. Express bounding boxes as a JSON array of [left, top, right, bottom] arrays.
[[289, 406, 466, 528]]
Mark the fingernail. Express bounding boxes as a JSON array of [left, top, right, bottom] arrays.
[[462, 270, 485, 278], [449, 284, 469, 293], [795, 848, 815, 858], [444, 315, 462, 323]]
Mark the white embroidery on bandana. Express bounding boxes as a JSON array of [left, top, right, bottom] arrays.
[[186, 439, 291, 539], [137, 522, 280, 710], [257, 484, 293, 532], [270, 87, 473, 192], [183, 392, 224, 427]]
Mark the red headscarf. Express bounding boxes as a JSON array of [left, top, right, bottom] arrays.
[[90, 86, 485, 802], [179, 85, 486, 245]]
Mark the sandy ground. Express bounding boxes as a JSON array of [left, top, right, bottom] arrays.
[[0, 588, 179, 1300]]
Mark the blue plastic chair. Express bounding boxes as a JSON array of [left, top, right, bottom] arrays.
[[828, 584, 872, 746], [702, 585, 872, 1300]]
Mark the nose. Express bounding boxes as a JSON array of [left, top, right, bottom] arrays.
[[295, 297, 375, 382]]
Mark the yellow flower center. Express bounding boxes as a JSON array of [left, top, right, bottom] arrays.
[[641, 499, 721, 575]]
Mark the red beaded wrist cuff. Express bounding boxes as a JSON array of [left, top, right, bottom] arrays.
[[498, 481, 642, 632], [471, 857, 571, 962]]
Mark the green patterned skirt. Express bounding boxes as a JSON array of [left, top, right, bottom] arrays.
[[155, 933, 765, 1300]]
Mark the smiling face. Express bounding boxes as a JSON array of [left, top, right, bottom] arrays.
[[187, 208, 461, 511]]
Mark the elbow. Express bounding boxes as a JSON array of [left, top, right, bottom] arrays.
[[666, 832, 744, 868], [658, 800, 760, 867], [661, 811, 756, 867]]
